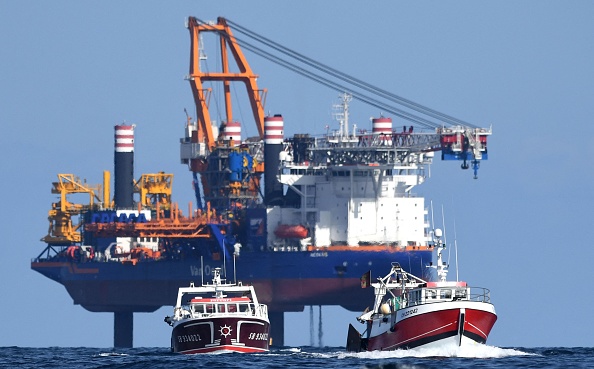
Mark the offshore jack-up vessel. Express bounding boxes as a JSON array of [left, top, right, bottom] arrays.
[[31, 17, 492, 348]]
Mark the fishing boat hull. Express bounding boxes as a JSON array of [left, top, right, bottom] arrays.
[[171, 316, 270, 354], [348, 301, 496, 351]]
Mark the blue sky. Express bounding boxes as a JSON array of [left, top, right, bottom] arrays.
[[2, 1, 594, 348]]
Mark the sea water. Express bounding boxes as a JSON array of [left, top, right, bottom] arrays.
[[0, 345, 591, 368]]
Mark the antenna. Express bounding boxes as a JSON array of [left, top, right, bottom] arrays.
[[223, 239, 227, 278], [441, 205, 451, 264], [433, 228, 448, 282], [200, 256, 204, 286], [453, 213, 459, 282], [233, 254, 237, 284], [441, 204, 447, 246], [430, 200, 435, 242]]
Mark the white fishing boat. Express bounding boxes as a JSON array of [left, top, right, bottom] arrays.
[[165, 267, 270, 354]]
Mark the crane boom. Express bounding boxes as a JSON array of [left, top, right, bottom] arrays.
[[186, 17, 266, 152]]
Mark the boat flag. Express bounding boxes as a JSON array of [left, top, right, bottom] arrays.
[[360, 270, 371, 288]]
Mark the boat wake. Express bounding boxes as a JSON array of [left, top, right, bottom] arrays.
[[331, 344, 534, 359], [95, 352, 129, 357], [280, 347, 302, 353]]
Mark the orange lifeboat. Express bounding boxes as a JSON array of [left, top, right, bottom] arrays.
[[274, 224, 308, 239], [130, 246, 154, 260]]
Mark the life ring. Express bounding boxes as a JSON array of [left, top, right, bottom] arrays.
[[66, 246, 80, 260]]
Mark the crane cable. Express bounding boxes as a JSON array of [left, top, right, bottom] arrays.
[[237, 37, 439, 128], [195, 18, 441, 129], [225, 18, 478, 129]]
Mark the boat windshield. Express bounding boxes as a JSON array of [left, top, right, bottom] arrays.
[[406, 287, 472, 306], [190, 302, 253, 315]]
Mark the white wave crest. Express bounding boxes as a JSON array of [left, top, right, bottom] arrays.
[[329, 343, 534, 359], [96, 352, 129, 357]]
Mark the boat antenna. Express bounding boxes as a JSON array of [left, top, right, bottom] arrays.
[[430, 200, 435, 243], [223, 238, 227, 278], [201, 256, 204, 286], [441, 204, 451, 264], [453, 208, 459, 282], [441, 204, 447, 246], [454, 227, 459, 281], [434, 229, 448, 282], [233, 254, 237, 284]]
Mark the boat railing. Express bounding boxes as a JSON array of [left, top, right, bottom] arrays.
[[468, 287, 491, 303]]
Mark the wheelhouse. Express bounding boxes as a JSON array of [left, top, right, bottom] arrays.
[[188, 297, 255, 315]]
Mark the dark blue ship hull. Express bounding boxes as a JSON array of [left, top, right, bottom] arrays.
[[32, 247, 433, 313]]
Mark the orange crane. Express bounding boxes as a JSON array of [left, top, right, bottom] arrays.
[[186, 16, 266, 153], [182, 17, 268, 210]]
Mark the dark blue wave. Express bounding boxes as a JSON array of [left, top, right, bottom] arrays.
[[1, 346, 593, 369]]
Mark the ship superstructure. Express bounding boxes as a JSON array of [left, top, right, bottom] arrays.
[[272, 94, 435, 250], [31, 16, 491, 348]]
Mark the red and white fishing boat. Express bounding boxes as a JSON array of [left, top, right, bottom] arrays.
[[165, 267, 270, 354], [346, 229, 497, 351]]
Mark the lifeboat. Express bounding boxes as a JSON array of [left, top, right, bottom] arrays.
[[274, 224, 308, 239], [130, 246, 154, 260]]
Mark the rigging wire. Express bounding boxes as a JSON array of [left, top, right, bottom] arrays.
[[194, 17, 442, 129], [198, 34, 224, 125], [452, 196, 460, 281], [441, 204, 450, 269], [225, 18, 478, 129], [232, 82, 248, 135], [454, 216, 459, 282]]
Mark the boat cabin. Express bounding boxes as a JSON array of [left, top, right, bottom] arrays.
[[405, 282, 470, 307], [187, 296, 254, 316], [398, 280, 493, 309]]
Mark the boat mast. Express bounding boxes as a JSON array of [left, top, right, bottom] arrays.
[[433, 229, 448, 282]]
